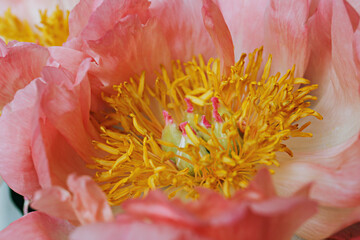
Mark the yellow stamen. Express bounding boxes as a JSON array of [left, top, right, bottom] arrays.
[[92, 47, 322, 204], [0, 6, 69, 46]]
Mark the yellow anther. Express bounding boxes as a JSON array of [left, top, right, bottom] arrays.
[[94, 142, 119, 155], [130, 113, 147, 135], [185, 124, 200, 146]]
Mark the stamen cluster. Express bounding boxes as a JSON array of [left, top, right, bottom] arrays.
[[89, 48, 322, 205]]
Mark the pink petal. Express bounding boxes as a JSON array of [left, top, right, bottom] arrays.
[[347, 0, 360, 16], [0, 212, 74, 240], [0, 39, 7, 57], [86, 15, 172, 89], [0, 43, 49, 109], [0, 79, 45, 198], [122, 170, 316, 240], [264, 0, 310, 77], [286, 0, 360, 152], [217, 0, 268, 59], [31, 186, 78, 223], [68, 0, 104, 39], [47, 47, 89, 76], [201, 0, 234, 73], [80, 0, 151, 41], [150, 0, 216, 63], [31, 175, 113, 225], [70, 220, 205, 240], [40, 63, 97, 163], [67, 174, 114, 224]]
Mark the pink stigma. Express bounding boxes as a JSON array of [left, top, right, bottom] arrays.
[[211, 97, 223, 123], [179, 122, 188, 136], [184, 98, 194, 113], [179, 121, 196, 136], [201, 115, 211, 128], [162, 110, 173, 125]]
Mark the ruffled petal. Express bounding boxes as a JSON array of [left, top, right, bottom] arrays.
[[0, 212, 74, 240], [0, 43, 49, 109], [201, 0, 234, 73], [31, 186, 78, 223], [67, 174, 114, 224], [32, 174, 113, 225]]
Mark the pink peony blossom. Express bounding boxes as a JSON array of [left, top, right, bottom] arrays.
[[0, 169, 317, 240], [0, 0, 359, 239]]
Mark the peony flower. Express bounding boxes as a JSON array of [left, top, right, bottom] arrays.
[[0, 0, 359, 239], [0, 169, 318, 240]]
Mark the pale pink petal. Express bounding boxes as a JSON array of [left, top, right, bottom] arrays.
[[296, 205, 360, 239], [274, 133, 360, 239], [0, 79, 45, 198], [275, 134, 360, 207], [67, 174, 114, 224], [0, 212, 74, 240], [47, 47, 89, 76], [86, 16, 172, 89], [0, 39, 7, 57], [68, 0, 104, 38], [81, 0, 151, 41], [70, 220, 206, 240], [122, 170, 316, 240], [150, 0, 216, 63], [264, 0, 310, 77], [217, 0, 268, 59], [31, 186, 78, 223], [31, 175, 113, 225], [285, 0, 360, 152], [0, 43, 49, 109], [201, 0, 234, 73]]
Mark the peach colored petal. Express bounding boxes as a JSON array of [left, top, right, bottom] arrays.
[[122, 170, 316, 240], [40, 64, 97, 163], [0, 39, 8, 57], [67, 174, 114, 224], [274, 134, 360, 238], [217, 0, 268, 60], [285, 0, 360, 153], [32, 174, 113, 225], [70, 220, 207, 240], [68, 0, 104, 39], [150, 0, 216, 63], [31, 186, 78, 223], [0, 79, 45, 198], [81, 0, 151, 41], [0, 43, 49, 108], [86, 15, 172, 89], [264, 0, 310, 77], [0, 212, 74, 240], [201, 0, 234, 73]]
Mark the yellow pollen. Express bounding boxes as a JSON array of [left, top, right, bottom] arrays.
[[0, 6, 69, 46], [89, 47, 322, 204]]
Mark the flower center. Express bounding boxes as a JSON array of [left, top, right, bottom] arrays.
[[90, 47, 322, 205]]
